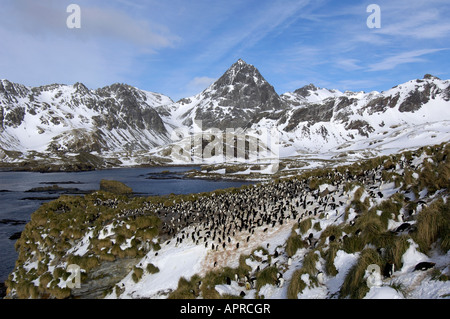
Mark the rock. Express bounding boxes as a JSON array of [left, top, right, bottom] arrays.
[[71, 258, 140, 299], [8, 232, 22, 240], [0, 219, 27, 226], [424, 74, 440, 80], [0, 282, 6, 299]]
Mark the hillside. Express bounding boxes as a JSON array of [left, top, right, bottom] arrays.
[[5, 142, 449, 299]]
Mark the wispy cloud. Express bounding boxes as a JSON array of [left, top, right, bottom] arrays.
[[335, 59, 363, 71], [375, 8, 450, 40], [195, 0, 312, 62], [82, 6, 179, 51], [0, 0, 179, 88], [187, 77, 217, 94], [1, 0, 449, 99], [367, 49, 448, 71]]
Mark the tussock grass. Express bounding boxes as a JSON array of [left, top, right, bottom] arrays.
[[255, 266, 279, 292], [298, 218, 312, 235], [324, 242, 340, 276], [99, 179, 133, 195], [287, 250, 319, 299], [373, 197, 403, 228], [319, 225, 343, 246], [286, 226, 306, 257], [353, 186, 365, 202], [132, 266, 144, 283], [146, 263, 160, 274], [168, 275, 201, 299], [67, 255, 100, 272], [383, 235, 410, 270], [413, 198, 450, 253], [287, 269, 307, 299]]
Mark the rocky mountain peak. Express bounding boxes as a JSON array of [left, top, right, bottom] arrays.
[[213, 59, 266, 89], [73, 82, 90, 95], [188, 59, 286, 130], [423, 74, 440, 80], [0, 79, 29, 99], [293, 84, 318, 97], [206, 59, 284, 110]]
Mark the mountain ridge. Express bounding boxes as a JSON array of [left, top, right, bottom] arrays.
[[1, 60, 449, 171]]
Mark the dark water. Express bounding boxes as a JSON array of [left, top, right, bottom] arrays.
[[0, 166, 254, 282]]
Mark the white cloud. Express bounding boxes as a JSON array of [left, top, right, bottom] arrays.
[[367, 49, 448, 71], [0, 0, 179, 88], [335, 59, 363, 71], [187, 76, 217, 93], [375, 8, 450, 40], [81, 6, 179, 51], [195, 0, 312, 62]]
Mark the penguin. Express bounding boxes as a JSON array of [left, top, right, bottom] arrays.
[[276, 277, 285, 288], [414, 262, 435, 271], [383, 261, 395, 278]]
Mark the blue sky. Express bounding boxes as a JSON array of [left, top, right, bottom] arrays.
[[1, 0, 449, 101]]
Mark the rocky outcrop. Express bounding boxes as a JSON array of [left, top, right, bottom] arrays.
[[71, 258, 140, 299], [190, 59, 286, 130]]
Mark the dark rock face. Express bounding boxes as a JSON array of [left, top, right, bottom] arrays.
[[212, 59, 283, 111], [8, 232, 22, 241], [71, 258, 140, 299], [399, 84, 432, 113], [285, 100, 335, 132], [0, 282, 6, 299], [94, 84, 167, 133], [363, 94, 400, 114], [293, 84, 318, 97], [194, 59, 286, 130], [423, 74, 440, 80], [345, 120, 375, 138], [3, 106, 25, 128], [0, 80, 29, 101], [0, 105, 4, 131], [445, 85, 450, 102]]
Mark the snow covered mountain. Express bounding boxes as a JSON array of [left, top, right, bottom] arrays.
[[277, 73, 450, 154], [0, 80, 173, 168], [1, 60, 449, 170], [154, 61, 450, 168]]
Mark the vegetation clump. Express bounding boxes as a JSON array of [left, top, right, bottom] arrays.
[[99, 179, 133, 195]]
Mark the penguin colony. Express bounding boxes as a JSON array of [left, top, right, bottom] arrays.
[[100, 150, 428, 265], [89, 145, 447, 300]]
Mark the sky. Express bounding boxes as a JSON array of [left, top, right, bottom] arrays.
[[0, 0, 449, 101]]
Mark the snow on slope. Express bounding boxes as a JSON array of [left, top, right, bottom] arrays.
[[0, 80, 174, 156], [105, 178, 449, 300]]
